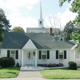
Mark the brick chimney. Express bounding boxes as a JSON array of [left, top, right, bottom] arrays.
[[49, 28, 53, 34]]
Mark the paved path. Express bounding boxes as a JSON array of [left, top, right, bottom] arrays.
[[17, 71, 42, 78]]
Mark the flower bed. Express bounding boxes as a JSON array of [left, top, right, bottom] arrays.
[[37, 63, 63, 67]]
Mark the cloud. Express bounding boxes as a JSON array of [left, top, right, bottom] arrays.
[[45, 6, 77, 30], [0, 0, 39, 32]]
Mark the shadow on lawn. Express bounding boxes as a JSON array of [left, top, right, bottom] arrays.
[[7, 72, 16, 74], [44, 67, 80, 71], [1, 67, 20, 70]]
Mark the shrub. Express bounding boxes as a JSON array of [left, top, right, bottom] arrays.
[[52, 63, 57, 67], [16, 63, 19, 67], [0, 57, 15, 67], [59, 63, 64, 67], [56, 64, 59, 67], [68, 61, 77, 70], [48, 64, 52, 67], [43, 64, 47, 67], [37, 64, 40, 66]]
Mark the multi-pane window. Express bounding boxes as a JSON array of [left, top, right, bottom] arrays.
[[56, 50, 67, 59], [7, 50, 18, 59], [39, 50, 50, 59], [11, 51, 15, 59]]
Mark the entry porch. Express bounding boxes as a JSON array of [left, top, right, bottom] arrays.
[[21, 49, 38, 67]]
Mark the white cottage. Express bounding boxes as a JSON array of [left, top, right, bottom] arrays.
[[1, 32, 80, 68]]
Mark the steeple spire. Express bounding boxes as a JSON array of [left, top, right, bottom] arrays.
[[38, 1, 44, 28]]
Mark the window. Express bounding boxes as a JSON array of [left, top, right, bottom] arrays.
[[42, 55, 46, 59], [7, 50, 18, 59], [42, 51, 46, 59], [39, 50, 50, 59], [11, 51, 15, 59], [56, 50, 67, 59], [59, 51, 63, 59]]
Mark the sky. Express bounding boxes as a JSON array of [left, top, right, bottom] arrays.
[[0, 0, 77, 31]]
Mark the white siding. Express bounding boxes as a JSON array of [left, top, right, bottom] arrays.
[[1, 49, 79, 67], [37, 50, 70, 67], [68, 50, 74, 62], [23, 39, 37, 49], [1, 49, 22, 66], [1, 49, 7, 57]]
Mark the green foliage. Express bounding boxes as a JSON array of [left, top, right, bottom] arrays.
[[59, 0, 71, 6], [68, 61, 77, 70], [0, 8, 11, 42], [71, 32, 80, 51], [59, 0, 80, 50], [0, 57, 15, 67], [63, 21, 74, 40], [16, 63, 19, 67], [11, 26, 25, 33]]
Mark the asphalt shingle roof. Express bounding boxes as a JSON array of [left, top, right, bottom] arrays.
[[1, 32, 75, 49]]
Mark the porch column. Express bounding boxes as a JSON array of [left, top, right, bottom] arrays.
[[22, 50, 24, 66], [35, 51, 37, 66]]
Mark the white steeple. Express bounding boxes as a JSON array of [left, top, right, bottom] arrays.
[[38, 1, 44, 28]]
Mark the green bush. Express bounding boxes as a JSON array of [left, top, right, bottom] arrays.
[[0, 57, 15, 67], [16, 63, 19, 67], [68, 61, 77, 70]]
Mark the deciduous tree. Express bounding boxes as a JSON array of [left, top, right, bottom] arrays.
[[11, 26, 25, 33], [0, 8, 11, 42]]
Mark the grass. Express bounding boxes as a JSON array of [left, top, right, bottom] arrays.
[[40, 68, 80, 79], [0, 67, 20, 78]]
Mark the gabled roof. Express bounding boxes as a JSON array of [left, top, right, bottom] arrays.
[[1, 32, 75, 49], [1, 32, 29, 49]]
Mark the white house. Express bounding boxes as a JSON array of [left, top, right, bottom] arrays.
[[1, 32, 80, 68], [1, 1, 80, 68]]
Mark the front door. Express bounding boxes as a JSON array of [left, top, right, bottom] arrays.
[[26, 52, 35, 66]]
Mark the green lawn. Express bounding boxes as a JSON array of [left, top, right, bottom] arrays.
[[0, 67, 20, 78], [40, 68, 80, 79]]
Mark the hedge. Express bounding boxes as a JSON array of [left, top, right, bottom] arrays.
[[0, 57, 15, 67]]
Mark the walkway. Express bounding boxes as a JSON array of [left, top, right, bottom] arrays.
[[17, 71, 42, 78]]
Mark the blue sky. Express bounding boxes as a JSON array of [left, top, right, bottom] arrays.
[[0, 0, 77, 31]]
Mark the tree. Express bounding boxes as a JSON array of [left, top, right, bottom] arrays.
[[59, 0, 80, 50], [0, 8, 11, 42], [11, 26, 25, 33], [59, 0, 80, 27], [63, 21, 74, 40]]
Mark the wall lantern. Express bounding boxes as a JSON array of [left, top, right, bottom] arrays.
[[33, 52, 35, 56], [28, 52, 31, 59]]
